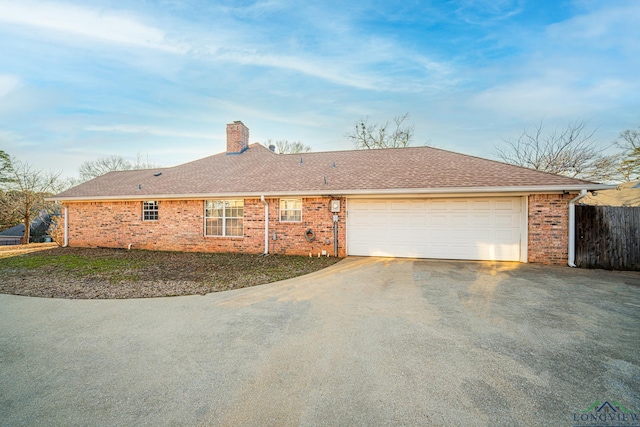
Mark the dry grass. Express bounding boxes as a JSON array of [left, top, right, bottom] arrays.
[[0, 247, 340, 299], [0, 242, 58, 259]]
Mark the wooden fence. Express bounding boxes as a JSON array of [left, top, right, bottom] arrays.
[[575, 205, 640, 271]]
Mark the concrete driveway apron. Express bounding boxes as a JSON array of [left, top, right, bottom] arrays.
[[1, 257, 639, 426]]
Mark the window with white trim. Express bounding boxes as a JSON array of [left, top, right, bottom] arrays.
[[143, 201, 158, 221], [280, 199, 302, 222], [205, 200, 244, 237]]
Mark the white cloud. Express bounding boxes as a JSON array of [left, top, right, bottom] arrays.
[[546, 2, 640, 51], [211, 40, 454, 93], [216, 50, 379, 91], [0, 1, 452, 92], [0, 75, 23, 98], [453, 0, 524, 25], [84, 125, 216, 140], [206, 97, 328, 128], [0, 0, 185, 53], [467, 1, 640, 122], [469, 73, 635, 124], [0, 129, 26, 144]]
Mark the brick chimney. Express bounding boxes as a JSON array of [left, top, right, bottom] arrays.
[[226, 121, 249, 155]]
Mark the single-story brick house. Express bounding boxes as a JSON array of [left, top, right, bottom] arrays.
[[50, 121, 610, 265]]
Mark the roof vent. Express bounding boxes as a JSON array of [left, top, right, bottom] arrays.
[[268, 144, 276, 152], [299, 157, 303, 164], [154, 172, 162, 177]]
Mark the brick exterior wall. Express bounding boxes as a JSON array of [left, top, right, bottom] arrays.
[[64, 197, 347, 257], [268, 198, 346, 257], [527, 193, 574, 265], [63, 193, 573, 265]]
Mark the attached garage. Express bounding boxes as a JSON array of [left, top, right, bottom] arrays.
[[347, 197, 526, 262]]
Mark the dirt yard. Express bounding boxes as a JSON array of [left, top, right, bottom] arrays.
[[0, 247, 340, 299]]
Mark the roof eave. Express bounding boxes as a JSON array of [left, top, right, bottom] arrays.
[[46, 183, 614, 202]]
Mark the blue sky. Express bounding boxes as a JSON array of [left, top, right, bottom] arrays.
[[1, 0, 638, 178]]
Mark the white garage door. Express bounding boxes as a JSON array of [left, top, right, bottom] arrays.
[[347, 197, 525, 261]]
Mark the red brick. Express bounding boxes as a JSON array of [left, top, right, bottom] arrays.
[[527, 193, 572, 265], [64, 193, 573, 265], [65, 197, 347, 257]]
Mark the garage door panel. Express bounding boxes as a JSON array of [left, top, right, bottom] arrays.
[[450, 214, 470, 226], [430, 200, 448, 210], [410, 229, 431, 242], [368, 201, 389, 211], [496, 199, 521, 211], [472, 200, 491, 210], [477, 243, 520, 260], [410, 200, 427, 209], [347, 197, 524, 261], [448, 228, 471, 242], [428, 229, 449, 241], [429, 214, 448, 226], [495, 229, 519, 243], [409, 215, 427, 227], [473, 214, 492, 227], [494, 213, 520, 226], [391, 245, 417, 258], [473, 229, 491, 240], [391, 201, 410, 210], [451, 200, 470, 210], [389, 215, 408, 226], [450, 245, 473, 258]]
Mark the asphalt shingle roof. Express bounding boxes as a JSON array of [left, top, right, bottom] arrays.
[[53, 144, 600, 200]]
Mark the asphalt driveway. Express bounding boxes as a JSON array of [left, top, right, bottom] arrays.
[[1, 258, 639, 426]]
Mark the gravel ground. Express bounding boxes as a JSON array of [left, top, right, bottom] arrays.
[[1, 258, 639, 426], [0, 247, 340, 299]]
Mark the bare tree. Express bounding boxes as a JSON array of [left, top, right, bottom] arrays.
[[4, 159, 64, 243], [0, 190, 23, 230], [78, 155, 131, 182], [0, 150, 12, 184], [77, 153, 159, 182], [348, 113, 414, 149], [132, 152, 160, 170], [267, 139, 312, 154], [615, 127, 640, 182], [495, 120, 619, 182], [0, 152, 19, 230]]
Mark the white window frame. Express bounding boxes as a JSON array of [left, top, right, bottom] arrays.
[[143, 201, 158, 221], [280, 198, 302, 222], [205, 199, 244, 237]]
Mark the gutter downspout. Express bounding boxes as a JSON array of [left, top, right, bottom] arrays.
[[260, 195, 269, 255], [63, 205, 69, 247], [333, 214, 339, 257], [568, 190, 587, 267]]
